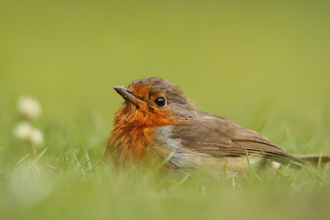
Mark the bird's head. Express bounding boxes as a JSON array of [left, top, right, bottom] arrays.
[[112, 77, 197, 133]]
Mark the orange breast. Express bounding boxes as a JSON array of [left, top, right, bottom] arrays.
[[105, 101, 178, 166]]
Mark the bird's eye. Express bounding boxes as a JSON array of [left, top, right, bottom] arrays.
[[154, 97, 166, 107]]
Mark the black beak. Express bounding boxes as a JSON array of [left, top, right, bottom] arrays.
[[113, 86, 144, 106]]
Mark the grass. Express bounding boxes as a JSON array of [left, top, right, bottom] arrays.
[[1, 0, 330, 219], [1, 99, 330, 220]]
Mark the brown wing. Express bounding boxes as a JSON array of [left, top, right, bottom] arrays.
[[171, 111, 304, 166]]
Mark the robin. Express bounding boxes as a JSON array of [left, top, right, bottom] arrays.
[[104, 77, 329, 176]]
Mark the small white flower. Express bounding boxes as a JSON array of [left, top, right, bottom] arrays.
[[7, 162, 53, 207], [14, 122, 44, 146], [17, 96, 42, 119], [14, 122, 33, 141], [30, 128, 44, 146]]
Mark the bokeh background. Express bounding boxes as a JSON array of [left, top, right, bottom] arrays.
[[1, 1, 330, 219], [1, 0, 330, 149]]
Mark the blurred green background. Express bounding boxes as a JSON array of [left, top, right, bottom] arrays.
[[2, 0, 330, 122], [1, 1, 330, 219]]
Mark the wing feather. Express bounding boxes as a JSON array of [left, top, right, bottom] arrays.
[[170, 112, 304, 166]]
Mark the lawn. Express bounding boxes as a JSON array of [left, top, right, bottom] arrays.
[[1, 1, 330, 219]]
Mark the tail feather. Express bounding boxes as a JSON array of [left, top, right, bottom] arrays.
[[293, 154, 330, 166]]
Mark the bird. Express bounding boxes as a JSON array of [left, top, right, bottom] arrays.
[[104, 77, 329, 177]]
